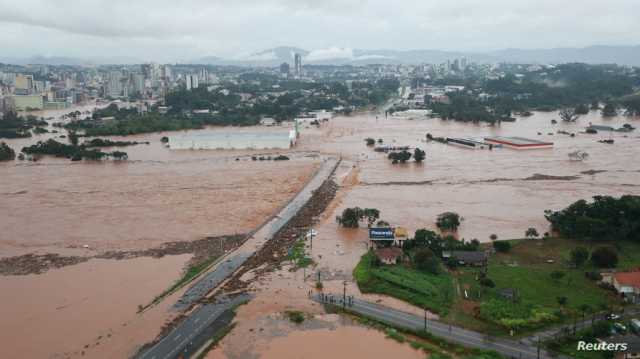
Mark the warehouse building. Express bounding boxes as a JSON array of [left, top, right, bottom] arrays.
[[169, 130, 297, 150]]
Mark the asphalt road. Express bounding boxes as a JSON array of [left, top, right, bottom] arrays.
[[139, 294, 249, 359], [314, 293, 565, 359], [173, 253, 251, 311]]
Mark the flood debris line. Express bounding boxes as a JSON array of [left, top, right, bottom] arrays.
[[222, 177, 339, 293], [361, 173, 582, 186], [96, 234, 247, 268], [0, 253, 90, 275], [0, 234, 246, 276]]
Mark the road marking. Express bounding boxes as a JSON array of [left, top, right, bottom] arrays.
[[173, 334, 181, 341]]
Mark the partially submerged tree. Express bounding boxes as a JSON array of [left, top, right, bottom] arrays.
[[436, 212, 461, 231], [413, 148, 426, 162], [559, 108, 580, 122], [525, 227, 539, 239], [601, 103, 617, 117]]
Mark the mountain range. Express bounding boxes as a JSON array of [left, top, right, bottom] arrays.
[[2, 45, 640, 67]]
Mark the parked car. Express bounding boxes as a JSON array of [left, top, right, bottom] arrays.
[[607, 313, 621, 320], [614, 322, 628, 334]]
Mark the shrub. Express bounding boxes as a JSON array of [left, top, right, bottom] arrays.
[[413, 248, 440, 275], [493, 240, 511, 253], [570, 247, 590, 267], [585, 271, 603, 281], [285, 310, 305, 324], [479, 277, 495, 288], [591, 247, 618, 268]]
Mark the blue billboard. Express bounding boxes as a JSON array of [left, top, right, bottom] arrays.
[[369, 227, 395, 239]]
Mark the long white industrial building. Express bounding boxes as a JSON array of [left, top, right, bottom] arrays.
[[169, 130, 297, 150]]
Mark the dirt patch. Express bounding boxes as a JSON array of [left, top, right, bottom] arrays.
[[0, 234, 246, 276]]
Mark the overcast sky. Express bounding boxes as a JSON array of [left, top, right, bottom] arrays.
[[0, 0, 638, 62]]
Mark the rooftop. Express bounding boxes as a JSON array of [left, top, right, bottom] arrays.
[[614, 271, 640, 288]]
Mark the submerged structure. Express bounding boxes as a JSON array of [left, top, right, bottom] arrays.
[[169, 130, 297, 150], [484, 136, 553, 149]]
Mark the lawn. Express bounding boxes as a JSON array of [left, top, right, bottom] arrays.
[[463, 238, 621, 333], [354, 251, 455, 315], [353, 238, 627, 336]]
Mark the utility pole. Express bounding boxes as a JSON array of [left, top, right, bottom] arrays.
[[309, 228, 313, 251], [424, 308, 428, 332], [343, 281, 347, 310]]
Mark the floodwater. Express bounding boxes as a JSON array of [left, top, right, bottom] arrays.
[[299, 110, 640, 241], [258, 325, 423, 359], [209, 109, 640, 358], [0, 107, 320, 255], [0, 254, 190, 358], [0, 105, 321, 358], [2, 106, 639, 358]]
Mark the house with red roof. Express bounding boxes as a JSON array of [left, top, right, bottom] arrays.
[[612, 271, 640, 303]]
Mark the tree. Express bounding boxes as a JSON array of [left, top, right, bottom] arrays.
[[337, 207, 362, 228], [413, 148, 426, 162], [574, 104, 589, 115], [493, 240, 511, 253], [479, 277, 495, 288], [365, 138, 375, 146], [591, 247, 618, 268], [0, 142, 16, 161], [578, 304, 592, 322], [363, 208, 380, 227], [525, 227, 539, 239], [490, 234, 498, 241], [570, 247, 590, 267], [413, 248, 440, 274], [436, 212, 461, 231], [557, 296, 568, 307], [559, 108, 579, 122], [388, 150, 412, 164], [550, 270, 566, 282], [68, 131, 79, 146], [601, 103, 617, 117]]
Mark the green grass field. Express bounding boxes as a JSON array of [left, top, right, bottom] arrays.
[[354, 251, 454, 314], [353, 238, 629, 336]]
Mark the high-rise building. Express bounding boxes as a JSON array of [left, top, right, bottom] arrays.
[[280, 62, 290, 76], [294, 53, 302, 77], [105, 71, 123, 98], [185, 74, 199, 91], [198, 68, 209, 85], [14, 74, 34, 95]]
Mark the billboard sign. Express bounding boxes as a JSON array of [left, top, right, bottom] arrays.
[[369, 227, 395, 240]]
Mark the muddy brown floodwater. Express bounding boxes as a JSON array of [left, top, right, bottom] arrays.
[[1, 106, 639, 358], [207, 109, 640, 358], [0, 105, 321, 358]]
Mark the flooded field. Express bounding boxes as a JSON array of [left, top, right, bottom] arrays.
[[0, 106, 322, 358], [209, 109, 640, 358], [1, 105, 639, 358], [299, 110, 640, 240]]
